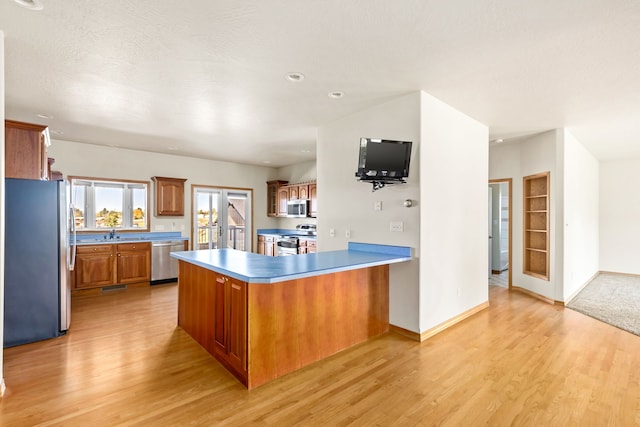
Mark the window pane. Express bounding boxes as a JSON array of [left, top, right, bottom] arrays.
[[72, 185, 85, 228], [95, 186, 123, 229], [132, 187, 147, 228]]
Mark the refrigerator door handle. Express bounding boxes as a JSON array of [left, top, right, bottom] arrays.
[[69, 205, 77, 271]]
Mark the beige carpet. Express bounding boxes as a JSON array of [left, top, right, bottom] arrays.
[[568, 273, 640, 336]]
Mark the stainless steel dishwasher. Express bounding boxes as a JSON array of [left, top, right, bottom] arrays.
[[151, 240, 185, 285]]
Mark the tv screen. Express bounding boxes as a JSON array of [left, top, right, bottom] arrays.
[[356, 138, 412, 180]]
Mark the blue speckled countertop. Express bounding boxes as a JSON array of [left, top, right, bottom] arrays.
[[171, 242, 411, 284], [75, 231, 188, 245]]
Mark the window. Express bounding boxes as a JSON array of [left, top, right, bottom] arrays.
[[70, 177, 150, 231]]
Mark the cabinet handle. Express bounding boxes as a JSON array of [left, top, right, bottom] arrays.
[[117, 253, 120, 257], [216, 277, 225, 284], [231, 284, 240, 290]]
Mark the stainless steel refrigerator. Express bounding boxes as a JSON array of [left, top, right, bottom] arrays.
[[4, 178, 75, 348]]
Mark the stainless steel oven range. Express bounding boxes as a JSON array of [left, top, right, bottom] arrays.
[[276, 236, 299, 256]]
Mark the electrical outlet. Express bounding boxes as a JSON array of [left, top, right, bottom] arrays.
[[457, 288, 461, 297], [389, 221, 403, 232], [345, 229, 351, 238], [374, 201, 382, 211], [330, 228, 335, 237]]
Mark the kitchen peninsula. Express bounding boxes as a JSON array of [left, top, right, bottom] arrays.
[[171, 242, 411, 389]]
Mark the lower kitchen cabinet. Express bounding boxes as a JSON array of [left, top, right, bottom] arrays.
[[74, 242, 151, 290], [214, 274, 247, 379], [75, 245, 116, 288], [257, 235, 275, 256], [116, 243, 151, 284]]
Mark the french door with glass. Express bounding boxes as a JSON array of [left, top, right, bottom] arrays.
[[193, 186, 251, 251]]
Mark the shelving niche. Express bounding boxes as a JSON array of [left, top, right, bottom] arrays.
[[523, 172, 550, 280]]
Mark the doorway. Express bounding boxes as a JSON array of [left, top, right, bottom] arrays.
[[192, 186, 252, 251], [489, 179, 512, 289]]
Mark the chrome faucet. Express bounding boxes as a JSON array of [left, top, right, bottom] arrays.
[[109, 229, 115, 239]]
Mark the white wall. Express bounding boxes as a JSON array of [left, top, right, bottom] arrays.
[[562, 130, 599, 300], [490, 131, 560, 301], [600, 157, 640, 274], [419, 91, 488, 332], [1, 30, 6, 396], [317, 92, 421, 332], [48, 140, 279, 250]]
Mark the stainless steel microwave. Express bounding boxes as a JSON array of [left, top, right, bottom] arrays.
[[287, 199, 308, 217]]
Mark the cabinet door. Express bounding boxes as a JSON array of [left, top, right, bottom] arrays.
[[213, 274, 247, 374], [116, 243, 151, 284], [75, 248, 116, 288], [153, 177, 187, 216], [277, 187, 289, 216], [214, 274, 228, 355], [308, 183, 317, 217], [227, 278, 247, 373], [266, 240, 275, 257], [289, 186, 299, 200], [298, 184, 309, 200], [5, 120, 48, 180]]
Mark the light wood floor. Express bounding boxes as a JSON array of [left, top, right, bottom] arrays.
[[2, 283, 640, 426]]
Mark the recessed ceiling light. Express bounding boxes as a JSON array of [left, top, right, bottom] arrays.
[[167, 146, 179, 151], [13, 0, 43, 10], [328, 91, 345, 99], [36, 113, 52, 119], [300, 149, 311, 153], [262, 160, 272, 164], [285, 72, 305, 82], [50, 130, 63, 135]]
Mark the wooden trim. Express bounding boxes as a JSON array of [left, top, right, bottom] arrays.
[[489, 178, 512, 289], [389, 324, 421, 342], [511, 285, 555, 305], [418, 301, 490, 342]]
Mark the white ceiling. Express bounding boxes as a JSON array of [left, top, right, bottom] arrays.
[[1, 0, 640, 167]]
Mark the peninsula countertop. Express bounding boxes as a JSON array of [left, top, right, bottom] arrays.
[[170, 242, 411, 284]]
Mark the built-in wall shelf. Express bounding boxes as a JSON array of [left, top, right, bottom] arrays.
[[523, 172, 550, 280]]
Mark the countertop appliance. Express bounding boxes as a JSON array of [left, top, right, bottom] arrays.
[[4, 178, 75, 348], [151, 240, 185, 284], [286, 199, 308, 218], [295, 223, 317, 235]]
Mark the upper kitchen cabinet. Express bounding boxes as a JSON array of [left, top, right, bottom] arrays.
[[308, 183, 317, 218], [5, 120, 50, 180], [266, 180, 317, 217], [152, 176, 187, 216], [266, 180, 288, 217]]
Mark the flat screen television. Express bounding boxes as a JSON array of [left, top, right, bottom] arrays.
[[355, 137, 413, 182]]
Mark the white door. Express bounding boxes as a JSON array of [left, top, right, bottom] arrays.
[[193, 187, 252, 251]]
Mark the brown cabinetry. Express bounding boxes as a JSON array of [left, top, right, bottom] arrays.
[[523, 172, 550, 280], [266, 180, 316, 217], [298, 238, 316, 254], [74, 242, 151, 289], [75, 245, 116, 288], [116, 243, 151, 284], [308, 183, 317, 218], [257, 235, 275, 256], [214, 274, 247, 380], [267, 180, 288, 217], [152, 176, 187, 216], [5, 120, 49, 180]]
